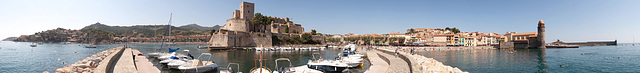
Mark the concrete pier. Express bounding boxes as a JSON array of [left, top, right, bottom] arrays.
[[360, 46, 473, 73], [55, 46, 160, 73], [364, 51, 388, 73], [113, 48, 138, 73]]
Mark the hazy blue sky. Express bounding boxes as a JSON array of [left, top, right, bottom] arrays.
[[1, 0, 639, 43]]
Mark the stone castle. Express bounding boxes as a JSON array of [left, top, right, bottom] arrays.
[[209, 2, 305, 48]]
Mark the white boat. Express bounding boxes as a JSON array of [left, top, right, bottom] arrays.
[[290, 65, 323, 73], [147, 51, 170, 58], [30, 43, 37, 47], [306, 53, 357, 72], [250, 67, 271, 73], [269, 47, 278, 51], [251, 51, 272, 73], [84, 45, 97, 48], [273, 58, 294, 73], [164, 56, 192, 69], [178, 53, 218, 73], [219, 63, 240, 73], [197, 45, 208, 49], [158, 50, 189, 60], [281, 47, 293, 51], [307, 59, 352, 72], [309, 47, 319, 50], [300, 47, 309, 50], [255, 47, 265, 51]]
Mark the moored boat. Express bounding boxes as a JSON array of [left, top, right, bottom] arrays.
[[177, 53, 218, 73]]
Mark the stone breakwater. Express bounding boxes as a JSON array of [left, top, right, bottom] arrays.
[[54, 47, 124, 73], [376, 47, 471, 73]]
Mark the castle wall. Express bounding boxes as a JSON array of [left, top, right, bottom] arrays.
[[209, 31, 231, 47], [209, 30, 272, 48], [221, 19, 248, 32]]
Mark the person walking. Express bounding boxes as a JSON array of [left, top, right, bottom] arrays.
[[395, 48, 398, 58], [410, 48, 414, 55]]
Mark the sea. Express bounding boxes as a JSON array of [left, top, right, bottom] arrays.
[[1, 41, 638, 73], [416, 43, 640, 73]]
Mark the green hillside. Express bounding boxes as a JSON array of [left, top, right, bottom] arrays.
[[81, 22, 220, 37]]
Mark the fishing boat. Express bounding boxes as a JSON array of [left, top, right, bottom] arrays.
[[250, 51, 271, 73], [178, 53, 218, 73], [219, 63, 240, 73]]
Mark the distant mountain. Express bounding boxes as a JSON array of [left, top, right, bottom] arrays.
[[178, 24, 221, 31], [2, 37, 17, 41], [81, 22, 217, 37]]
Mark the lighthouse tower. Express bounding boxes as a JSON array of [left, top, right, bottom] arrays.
[[537, 20, 546, 49]]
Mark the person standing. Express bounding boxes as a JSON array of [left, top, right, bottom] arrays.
[[395, 48, 398, 58]]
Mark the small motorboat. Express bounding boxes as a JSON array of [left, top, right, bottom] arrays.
[[307, 53, 356, 72], [197, 46, 208, 49], [84, 45, 97, 48], [178, 53, 218, 73], [219, 63, 240, 73], [273, 58, 294, 73], [164, 56, 192, 69], [30, 43, 37, 47], [158, 50, 188, 60], [255, 47, 265, 51], [281, 47, 293, 51]]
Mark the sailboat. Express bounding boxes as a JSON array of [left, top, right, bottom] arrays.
[[148, 13, 176, 58], [85, 29, 98, 48]]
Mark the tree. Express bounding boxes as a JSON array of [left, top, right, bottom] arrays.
[[285, 26, 289, 33], [311, 29, 317, 35], [209, 29, 216, 36], [406, 28, 416, 34], [250, 13, 275, 25]]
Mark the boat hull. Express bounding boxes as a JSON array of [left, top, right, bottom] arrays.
[[178, 64, 218, 73]]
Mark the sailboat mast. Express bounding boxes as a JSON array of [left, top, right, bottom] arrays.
[[168, 13, 172, 37]]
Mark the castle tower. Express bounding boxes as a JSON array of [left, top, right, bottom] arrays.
[[537, 20, 546, 49], [239, 2, 254, 20]]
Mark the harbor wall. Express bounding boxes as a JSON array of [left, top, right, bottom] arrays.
[[55, 47, 125, 73], [564, 41, 617, 46], [500, 42, 514, 49]]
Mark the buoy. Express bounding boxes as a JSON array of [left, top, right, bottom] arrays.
[[75, 51, 77, 53], [31, 49, 33, 51]]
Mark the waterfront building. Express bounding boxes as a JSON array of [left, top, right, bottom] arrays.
[[512, 20, 546, 49]]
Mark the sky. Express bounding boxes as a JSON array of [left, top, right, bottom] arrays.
[[1, 0, 639, 43]]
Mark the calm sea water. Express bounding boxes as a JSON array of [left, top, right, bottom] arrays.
[[0, 41, 369, 73], [416, 44, 640, 73]]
